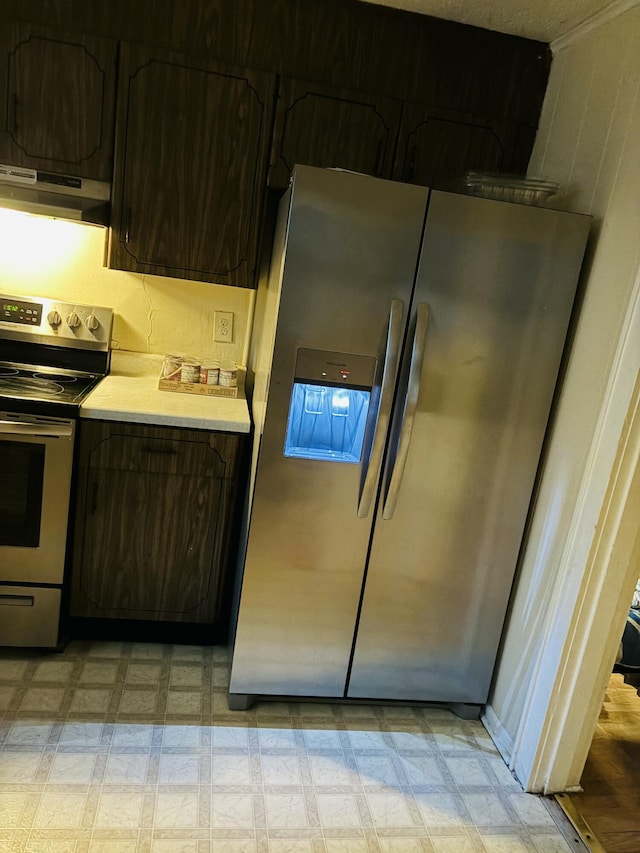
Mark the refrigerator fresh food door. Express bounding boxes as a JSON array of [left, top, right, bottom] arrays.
[[347, 191, 590, 704], [229, 166, 428, 699]]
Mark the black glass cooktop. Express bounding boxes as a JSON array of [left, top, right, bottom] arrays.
[[0, 361, 103, 405]]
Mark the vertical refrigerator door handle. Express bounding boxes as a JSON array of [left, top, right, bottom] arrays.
[[382, 302, 430, 520], [357, 298, 404, 518]]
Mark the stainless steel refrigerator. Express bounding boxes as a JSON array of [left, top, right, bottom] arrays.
[[229, 165, 590, 715]]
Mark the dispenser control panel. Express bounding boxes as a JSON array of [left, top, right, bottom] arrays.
[[294, 348, 376, 389]]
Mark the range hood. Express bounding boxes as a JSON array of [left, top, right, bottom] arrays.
[[0, 164, 110, 226]]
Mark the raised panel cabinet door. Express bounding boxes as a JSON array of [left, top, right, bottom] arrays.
[[108, 44, 274, 287], [0, 24, 117, 180], [393, 103, 518, 188], [269, 77, 403, 189], [71, 422, 242, 624]]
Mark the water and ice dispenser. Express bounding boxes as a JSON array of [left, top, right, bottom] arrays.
[[284, 349, 376, 463]]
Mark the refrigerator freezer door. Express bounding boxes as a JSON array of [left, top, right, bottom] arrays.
[[348, 191, 590, 704], [229, 166, 428, 699]]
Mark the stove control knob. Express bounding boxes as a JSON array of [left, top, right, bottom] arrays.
[[85, 313, 100, 332], [66, 311, 81, 329], [47, 309, 62, 328]]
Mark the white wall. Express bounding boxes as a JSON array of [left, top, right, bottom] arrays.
[[486, 3, 640, 789], [0, 211, 252, 367]]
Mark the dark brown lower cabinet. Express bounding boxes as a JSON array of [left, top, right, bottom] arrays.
[[70, 420, 245, 635]]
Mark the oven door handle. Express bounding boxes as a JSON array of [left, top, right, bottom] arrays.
[[0, 420, 73, 438]]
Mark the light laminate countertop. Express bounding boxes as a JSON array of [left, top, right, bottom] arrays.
[[80, 351, 251, 433]]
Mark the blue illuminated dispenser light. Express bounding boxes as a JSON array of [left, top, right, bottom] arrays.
[[283, 349, 376, 464]]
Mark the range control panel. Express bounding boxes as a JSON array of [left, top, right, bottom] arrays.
[[1, 297, 43, 326], [0, 293, 113, 351]]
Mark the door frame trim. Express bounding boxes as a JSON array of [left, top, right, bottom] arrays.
[[503, 261, 640, 793]]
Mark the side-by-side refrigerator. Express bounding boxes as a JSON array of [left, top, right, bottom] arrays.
[[229, 165, 590, 714]]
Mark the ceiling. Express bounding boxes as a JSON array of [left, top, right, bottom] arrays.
[[363, 0, 617, 42]]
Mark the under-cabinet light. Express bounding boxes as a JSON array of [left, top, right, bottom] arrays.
[[0, 208, 86, 277]]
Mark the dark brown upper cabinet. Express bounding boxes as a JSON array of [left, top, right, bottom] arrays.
[[0, 24, 117, 180], [107, 44, 275, 287], [269, 77, 403, 189], [393, 104, 519, 189]]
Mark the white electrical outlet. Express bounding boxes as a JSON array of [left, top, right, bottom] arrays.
[[214, 311, 234, 343]]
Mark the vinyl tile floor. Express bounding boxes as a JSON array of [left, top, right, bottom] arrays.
[[0, 640, 589, 853]]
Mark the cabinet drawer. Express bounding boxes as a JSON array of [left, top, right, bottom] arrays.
[[87, 434, 228, 478], [79, 422, 242, 480]]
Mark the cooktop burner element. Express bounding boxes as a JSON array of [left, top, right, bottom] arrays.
[[0, 363, 102, 403], [0, 375, 64, 398], [33, 372, 78, 383]]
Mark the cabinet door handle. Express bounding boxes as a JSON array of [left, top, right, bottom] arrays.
[[91, 481, 98, 514], [123, 206, 132, 245], [141, 446, 178, 455], [406, 145, 417, 182]]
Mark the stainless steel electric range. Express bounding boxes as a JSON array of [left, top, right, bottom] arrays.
[[0, 293, 113, 647]]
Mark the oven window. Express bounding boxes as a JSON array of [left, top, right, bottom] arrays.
[[0, 440, 45, 547]]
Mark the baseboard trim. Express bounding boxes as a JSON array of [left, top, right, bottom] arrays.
[[482, 702, 515, 765]]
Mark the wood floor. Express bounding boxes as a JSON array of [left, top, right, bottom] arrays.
[[563, 673, 640, 852]]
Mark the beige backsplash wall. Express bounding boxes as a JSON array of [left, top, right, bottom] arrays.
[[0, 210, 253, 366]]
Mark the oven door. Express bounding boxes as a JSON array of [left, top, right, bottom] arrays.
[[0, 412, 75, 584]]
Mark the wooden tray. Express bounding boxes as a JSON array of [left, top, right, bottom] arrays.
[[158, 378, 240, 398]]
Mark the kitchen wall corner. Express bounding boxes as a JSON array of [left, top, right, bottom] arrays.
[[0, 210, 252, 366]]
